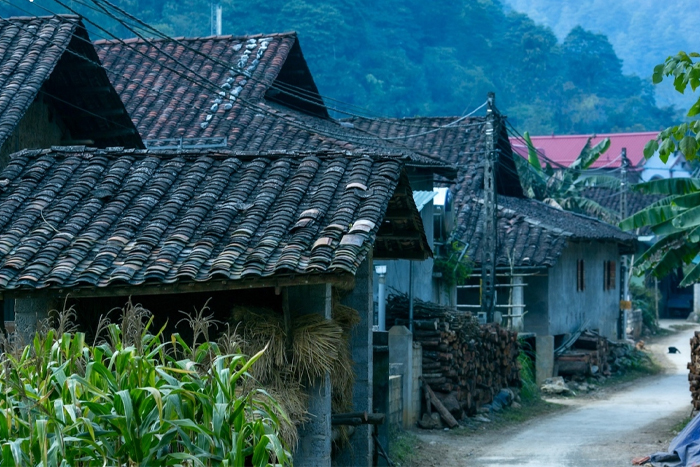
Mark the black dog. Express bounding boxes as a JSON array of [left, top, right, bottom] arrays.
[[668, 346, 682, 354]]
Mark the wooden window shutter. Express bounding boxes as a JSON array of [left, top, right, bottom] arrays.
[[609, 260, 616, 290]]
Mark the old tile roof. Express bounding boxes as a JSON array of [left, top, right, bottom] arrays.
[[345, 116, 637, 267], [344, 116, 522, 197], [95, 35, 453, 174], [0, 147, 429, 292], [583, 186, 663, 224], [0, 15, 142, 151]]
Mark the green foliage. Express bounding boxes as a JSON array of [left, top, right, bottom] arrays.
[[642, 51, 700, 162], [0, 302, 291, 467], [515, 135, 620, 221], [433, 241, 473, 287], [0, 0, 676, 135], [630, 283, 659, 332], [620, 178, 700, 285], [516, 343, 538, 403]]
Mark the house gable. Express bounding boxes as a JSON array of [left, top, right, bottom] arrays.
[[0, 15, 142, 165]]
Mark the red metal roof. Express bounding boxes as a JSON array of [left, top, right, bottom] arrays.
[[509, 132, 658, 169]]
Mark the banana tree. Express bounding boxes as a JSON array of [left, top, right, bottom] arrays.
[[620, 177, 700, 286], [514, 132, 621, 221]]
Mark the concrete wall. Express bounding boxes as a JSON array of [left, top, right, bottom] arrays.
[[523, 273, 550, 336], [388, 375, 403, 429], [410, 342, 422, 427], [547, 242, 620, 339]]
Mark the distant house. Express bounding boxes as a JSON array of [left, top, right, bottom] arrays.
[[346, 116, 637, 346], [510, 132, 692, 182], [0, 15, 142, 169]]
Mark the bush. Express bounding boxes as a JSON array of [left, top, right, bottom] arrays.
[[517, 341, 538, 403], [630, 283, 659, 333], [0, 301, 291, 466]]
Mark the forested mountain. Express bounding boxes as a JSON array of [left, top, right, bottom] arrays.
[[502, 0, 699, 110], [0, 0, 678, 134]]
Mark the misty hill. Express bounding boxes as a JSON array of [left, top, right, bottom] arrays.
[[0, 0, 679, 135], [502, 0, 700, 109]]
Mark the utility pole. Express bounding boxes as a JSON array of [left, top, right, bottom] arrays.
[[481, 92, 498, 323], [210, 2, 222, 36], [619, 147, 631, 339]]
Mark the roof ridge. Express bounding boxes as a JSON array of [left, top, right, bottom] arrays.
[[93, 30, 298, 46], [9, 147, 414, 160], [5, 14, 81, 21]]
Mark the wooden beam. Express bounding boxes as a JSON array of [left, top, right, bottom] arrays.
[[0, 273, 356, 300], [52, 86, 114, 96], [91, 128, 139, 139]]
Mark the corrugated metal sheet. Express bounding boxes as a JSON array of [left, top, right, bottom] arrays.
[[509, 132, 657, 169], [413, 190, 437, 212]]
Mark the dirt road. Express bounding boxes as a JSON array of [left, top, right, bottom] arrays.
[[415, 321, 698, 467]]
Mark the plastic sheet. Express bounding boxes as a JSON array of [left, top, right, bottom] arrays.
[[650, 413, 700, 467]]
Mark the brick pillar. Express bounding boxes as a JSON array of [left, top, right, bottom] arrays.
[[336, 256, 373, 467], [287, 283, 333, 467]]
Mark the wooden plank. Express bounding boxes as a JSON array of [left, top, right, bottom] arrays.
[[421, 377, 459, 428]]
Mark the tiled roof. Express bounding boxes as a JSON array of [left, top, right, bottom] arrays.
[[583, 186, 663, 236], [0, 147, 429, 291], [95, 35, 453, 173], [455, 196, 636, 267], [345, 116, 636, 267], [510, 132, 658, 169], [0, 15, 142, 153], [344, 116, 522, 197]]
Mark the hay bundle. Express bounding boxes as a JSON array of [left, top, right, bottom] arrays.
[[291, 314, 343, 382], [231, 307, 287, 383], [229, 304, 358, 448]]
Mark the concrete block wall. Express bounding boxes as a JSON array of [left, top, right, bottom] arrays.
[[411, 342, 422, 427], [388, 375, 403, 429]]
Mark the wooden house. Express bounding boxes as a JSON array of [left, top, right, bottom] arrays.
[[0, 146, 430, 466], [346, 115, 637, 349]]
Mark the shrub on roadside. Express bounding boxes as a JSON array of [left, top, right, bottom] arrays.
[[517, 341, 539, 403], [0, 301, 292, 467]]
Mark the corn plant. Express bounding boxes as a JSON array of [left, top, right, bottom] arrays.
[[0, 305, 292, 466]]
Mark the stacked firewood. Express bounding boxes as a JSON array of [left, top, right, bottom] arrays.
[[689, 331, 700, 410], [386, 294, 520, 417], [556, 330, 611, 377]]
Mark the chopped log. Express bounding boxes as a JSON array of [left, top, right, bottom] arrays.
[[331, 412, 385, 426], [421, 377, 459, 428]]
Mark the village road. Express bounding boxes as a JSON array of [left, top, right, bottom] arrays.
[[416, 320, 698, 467]]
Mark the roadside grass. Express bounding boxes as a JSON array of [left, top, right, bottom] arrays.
[[669, 323, 697, 332], [488, 398, 564, 426], [389, 428, 421, 466], [670, 415, 693, 436]]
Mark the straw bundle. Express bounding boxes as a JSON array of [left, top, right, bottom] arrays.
[[291, 314, 343, 382], [229, 303, 360, 448]]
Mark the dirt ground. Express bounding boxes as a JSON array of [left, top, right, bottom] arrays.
[[404, 320, 698, 467]]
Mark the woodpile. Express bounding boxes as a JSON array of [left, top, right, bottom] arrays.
[[387, 294, 520, 420], [689, 331, 700, 411], [555, 330, 611, 377]]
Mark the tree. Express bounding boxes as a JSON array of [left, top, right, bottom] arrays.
[[619, 51, 700, 285], [644, 51, 700, 162], [514, 132, 619, 221]]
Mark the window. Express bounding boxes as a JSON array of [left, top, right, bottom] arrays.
[[603, 260, 617, 291], [576, 259, 585, 292]]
